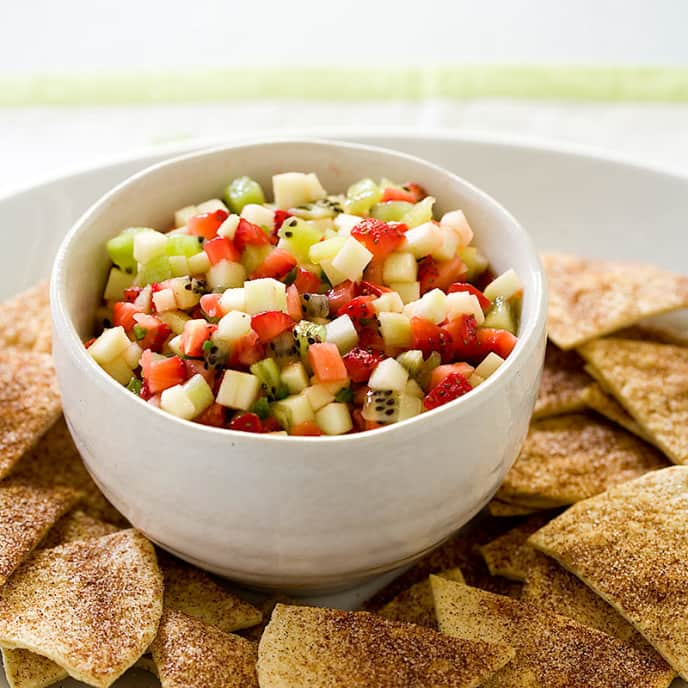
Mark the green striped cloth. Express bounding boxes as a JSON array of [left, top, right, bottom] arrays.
[[1, 66, 688, 106]]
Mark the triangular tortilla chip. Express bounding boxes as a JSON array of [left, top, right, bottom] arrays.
[[613, 324, 688, 347], [39, 509, 119, 549], [0, 282, 51, 353], [581, 382, 652, 441], [151, 610, 258, 688], [0, 482, 80, 586], [377, 569, 465, 628], [533, 343, 591, 419], [159, 553, 262, 633], [543, 253, 688, 349], [431, 577, 675, 688], [0, 350, 62, 479], [530, 466, 688, 679], [257, 603, 514, 688], [10, 416, 126, 525], [0, 647, 68, 688], [238, 594, 298, 643], [479, 515, 552, 581], [496, 414, 669, 507], [578, 338, 688, 464], [486, 499, 542, 517], [0, 529, 163, 688]]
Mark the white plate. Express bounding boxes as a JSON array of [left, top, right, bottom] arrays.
[[2, 132, 686, 687]]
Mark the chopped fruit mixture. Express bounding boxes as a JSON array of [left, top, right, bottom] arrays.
[[88, 173, 522, 435]]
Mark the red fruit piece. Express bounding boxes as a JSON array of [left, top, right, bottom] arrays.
[[410, 317, 453, 361], [273, 210, 292, 233], [204, 236, 241, 265], [229, 412, 264, 433], [180, 319, 212, 357], [196, 402, 226, 427], [351, 218, 405, 259], [447, 282, 491, 311], [234, 218, 270, 252], [343, 347, 385, 383], [250, 311, 295, 343], [477, 328, 518, 358], [123, 286, 143, 303], [184, 359, 215, 385], [294, 267, 322, 293], [291, 421, 323, 436], [229, 330, 264, 368], [359, 281, 392, 297], [441, 314, 479, 358], [187, 209, 229, 240], [146, 356, 186, 394], [338, 295, 383, 350], [286, 284, 302, 321], [423, 372, 473, 410], [112, 301, 141, 333], [327, 280, 357, 314], [262, 417, 283, 433], [429, 363, 475, 391], [404, 182, 427, 201], [381, 187, 417, 203], [200, 293, 222, 319], [132, 313, 171, 352], [417, 257, 440, 295], [474, 268, 496, 292], [417, 256, 466, 294], [251, 248, 297, 280], [362, 257, 385, 285], [308, 342, 348, 383]]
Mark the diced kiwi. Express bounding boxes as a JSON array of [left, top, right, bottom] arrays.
[[250, 358, 288, 401], [166, 234, 203, 258], [370, 201, 414, 223], [277, 217, 324, 264], [266, 330, 300, 365], [300, 293, 330, 319], [345, 178, 382, 216], [224, 176, 265, 213], [396, 349, 424, 376], [292, 320, 327, 359], [288, 199, 342, 220], [483, 297, 517, 334], [458, 246, 489, 282], [416, 351, 442, 391], [137, 255, 172, 285]]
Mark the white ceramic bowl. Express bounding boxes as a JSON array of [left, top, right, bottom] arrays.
[[51, 139, 547, 593]]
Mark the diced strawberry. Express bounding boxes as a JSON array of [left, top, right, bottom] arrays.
[[441, 315, 479, 359], [180, 319, 212, 357], [187, 209, 229, 240], [251, 248, 297, 280], [200, 293, 223, 319], [230, 330, 265, 368], [250, 311, 295, 343], [204, 236, 241, 265], [337, 294, 375, 320], [418, 256, 465, 294], [447, 282, 491, 311], [112, 301, 141, 333], [405, 182, 427, 201], [123, 286, 143, 303], [351, 218, 406, 259], [286, 284, 302, 321], [362, 257, 385, 285], [308, 342, 348, 383], [291, 421, 323, 436], [229, 412, 264, 433], [381, 187, 417, 203], [327, 280, 357, 314], [139, 349, 154, 379], [417, 256, 439, 295], [359, 281, 392, 297], [338, 295, 383, 349], [476, 328, 518, 358], [343, 347, 385, 383], [133, 313, 171, 352], [145, 356, 186, 394], [196, 402, 226, 427], [234, 218, 270, 252], [262, 417, 283, 433], [292, 267, 320, 294], [429, 363, 475, 391], [410, 317, 453, 362], [273, 210, 292, 233], [184, 359, 215, 385], [423, 372, 473, 410], [474, 268, 496, 292]]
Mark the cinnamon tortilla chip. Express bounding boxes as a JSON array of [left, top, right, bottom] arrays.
[[159, 554, 262, 633], [257, 603, 514, 688], [151, 609, 258, 688], [543, 253, 688, 349], [486, 499, 542, 517], [10, 416, 126, 525], [0, 482, 79, 586], [377, 568, 465, 628], [0, 281, 51, 353], [0, 350, 62, 479], [39, 509, 119, 549], [533, 343, 591, 419], [581, 382, 652, 441], [0, 529, 163, 688], [431, 577, 675, 688], [578, 338, 688, 465], [0, 647, 68, 688], [238, 594, 298, 643], [530, 466, 688, 679], [496, 414, 669, 507]]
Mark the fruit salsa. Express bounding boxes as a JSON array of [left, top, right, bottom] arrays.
[[87, 172, 522, 435]]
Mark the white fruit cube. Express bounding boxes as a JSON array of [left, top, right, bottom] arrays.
[[241, 203, 275, 228], [405, 378, 425, 399], [184, 374, 215, 416], [160, 384, 196, 420], [174, 205, 198, 228], [372, 292, 404, 314], [103, 267, 134, 301], [169, 255, 190, 277], [273, 172, 327, 210], [484, 269, 524, 302], [169, 278, 201, 310], [474, 352, 505, 379], [383, 252, 418, 284], [325, 314, 359, 354], [445, 291, 485, 325], [468, 373, 485, 387], [404, 289, 447, 324], [216, 370, 261, 410], [379, 313, 412, 347], [217, 214, 241, 239], [398, 394, 423, 421], [430, 226, 460, 261], [274, 393, 315, 428], [101, 355, 134, 385], [187, 251, 211, 275], [390, 281, 420, 305], [319, 259, 348, 287], [280, 362, 309, 394], [244, 278, 287, 314], [402, 222, 443, 258], [368, 357, 409, 392], [158, 310, 191, 335], [214, 311, 252, 344], [331, 237, 373, 282], [207, 259, 246, 290], [152, 288, 177, 313], [133, 231, 167, 264], [197, 198, 228, 214], [123, 341, 143, 369], [315, 402, 353, 435], [334, 213, 363, 235], [309, 236, 346, 264], [441, 209, 474, 248], [304, 384, 335, 412], [88, 326, 131, 365], [167, 335, 184, 357], [219, 287, 246, 314]]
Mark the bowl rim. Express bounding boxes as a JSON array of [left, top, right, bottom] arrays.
[[51, 137, 548, 443]]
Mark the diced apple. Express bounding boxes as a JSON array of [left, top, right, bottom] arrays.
[[207, 259, 246, 291], [244, 278, 287, 314], [474, 352, 505, 379], [217, 214, 241, 239], [309, 236, 347, 264], [167, 335, 184, 356], [152, 288, 177, 313], [169, 277, 201, 310], [430, 226, 460, 261], [214, 311, 252, 344], [383, 252, 418, 284], [273, 172, 327, 210], [88, 326, 131, 365], [315, 402, 353, 435], [372, 292, 404, 314], [441, 209, 474, 248], [174, 205, 198, 228], [103, 267, 134, 301], [216, 370, 261, 410], [158, 310, 191, 335], [404, 289, 447, 324], [101, 355, 134, 385], [390, 281, 420, 305], [468, 373, 485, 387], [445, 291, 485, 325], [405, 378, 425, 399], [398, 394, 423, 421], [272, 393, 315, 429], [304, 384, 335, 412], [187, 251, 211, 275], [280, 361, 309, 394], [197, 198, 228, 214], [331, 237, 373, 282], [219, 287, 246, 314], [334, 213, 363, 235], [133, 231, 167, 264], [160, 384, 196, 420], [184, 374, 215, 416], [368, 357, 409, 392], [169, 255, 190, 277], [241, 204, 275, 228], [379, 312, 412, 348], [319, 259, 348, 287], [123, 341, 143, 369], [325, 314, 359, 354], [402, 222, 443, 258], [484, 269, 524, 302]]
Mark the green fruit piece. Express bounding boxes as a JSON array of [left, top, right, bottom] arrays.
[[396, 349, 424, 376], [401, 196, 435, 228], [362, 389, 401, 422], [241, 244, 272, 275], [458, 246, 489, 282], [265, 331, 300, 366], [483, 297, 517, 334], [166, 234, 203, 257], [345, 178, 382, 216], [288, 199, 342, 220], [250, 358, 288, 400], [277, 217, 325, 264], [416, 351, 441, 391], [224, 176, 265, 213], [137, 255, 172, 285], [293, 320, 327, 360], [370, 201, 414, 223], [107, 234, 137, 273], [271, 393, 314, 431]]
